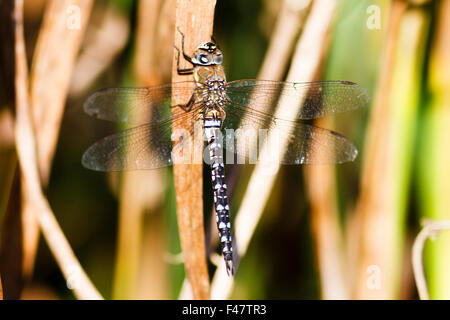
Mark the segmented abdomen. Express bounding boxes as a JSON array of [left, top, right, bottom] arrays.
[[204, 117, 234, 275]]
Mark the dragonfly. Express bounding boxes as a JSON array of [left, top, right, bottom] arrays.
[[82, 29, 369, 276]]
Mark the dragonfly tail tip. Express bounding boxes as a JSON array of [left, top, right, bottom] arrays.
[[225, 259, 235, 276]]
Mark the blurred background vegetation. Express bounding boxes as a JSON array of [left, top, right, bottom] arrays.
[[1, 0, 450, 300]]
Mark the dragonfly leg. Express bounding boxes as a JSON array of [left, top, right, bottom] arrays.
[[174, 44, 194, 75], [175, 93, 196, 112], [177, 27, 194, 64], [174, 27, 194, 75]]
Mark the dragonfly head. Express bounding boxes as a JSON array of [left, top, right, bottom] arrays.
[[192, 42, 223, 66]]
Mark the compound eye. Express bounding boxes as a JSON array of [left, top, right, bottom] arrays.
[[199, 54, 209, 64], [214, 53, 223, 64]]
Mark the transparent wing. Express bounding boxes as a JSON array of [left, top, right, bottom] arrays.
[[83, 81, 198, 126], [221, 102, 358, 165], [82, 103, 203, 171], [226, 80, 369, 120]]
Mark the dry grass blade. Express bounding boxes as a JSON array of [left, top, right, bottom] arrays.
[[353, 1, 429, 299], [211, 0, 338, 299], [258, 0, 311, 81], [304, 118, 348, 299], [350, 2, 406, 298], [133, 0, 164, 85], [113, 0, 169, 300], [13, 0, 102, 300], [412, 220, 450, 300], [0, 0, 23, 299], [172, 0, 217, 300], [69, 3, 129, 97], [22, 0, 94, 281], [30, 0, 93, 184]]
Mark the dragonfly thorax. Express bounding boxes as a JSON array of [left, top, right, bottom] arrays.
[[199, 79, 228, 108]]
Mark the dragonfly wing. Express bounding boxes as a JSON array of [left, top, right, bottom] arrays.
[[221, 101, 357, 164], [226, 80, 369, 120], [82, 111, 199, 171], [83, 81, 197, 126], [272, 119, 358, 164]]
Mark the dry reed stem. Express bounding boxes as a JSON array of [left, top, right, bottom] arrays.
[[351, 1, 406, 298], [412, 220, 450, 300], [22, 0, 93, 280], [113, 0, 169, 300], [69, 3, 130, 97], [258, 0, 311, 80], [0, 110, 16, 216], [30, 0, 93, 184], [13, 0, 102, 300], [172, 0, 217, 300], [0, 0, 24, 298], [134, 0, 176, 300], [353, 1, 424, 299], [305, 117, 348, 299], [133, 0, 164, 85], [0, 110, 15, 148], [211, 0, 337, 299], [155, 0, 177, 81], [300, 0, 344, 300]]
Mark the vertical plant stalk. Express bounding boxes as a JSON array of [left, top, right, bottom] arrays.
[[22, 0, 93, 280], [114, 0, 171, 299], [211, 0, 337, 299], [134, 0, 177, 300], [305, 118, 348, 299], [13, 0, 102, 300], [0, 0, 22, 299], [353, 2, 428, 299], [30, 0, 93, 184], [418, 0, 450, 299], [171, 0, 217, 300], [133, 0, 164, 85], [69, 3, 130, 97], [351, 1, 405, 297], [257, 0, 311, 81], [412, 220, 450, 300]]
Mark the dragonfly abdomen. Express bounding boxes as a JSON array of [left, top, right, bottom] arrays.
[[204, 112, 234, 276]]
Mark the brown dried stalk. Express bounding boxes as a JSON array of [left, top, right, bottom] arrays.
[[13, 0, 101, 300], [69, 3, 130, 97], [301, 1, 346, 300], [22, 0, 94, 280], [412, 219, 450, 300], [350, 2, 406, 298], [132, 0, 177, 300], [30, 0, 93, 184], [171, 0, 217, 300], [258, 0, 311, 80], [113, 0, 171, 299], [133, 0, 164, 85], [211, 0, 338, 299], [352, 1, 423, 299], [305, 119, 348, 299]]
